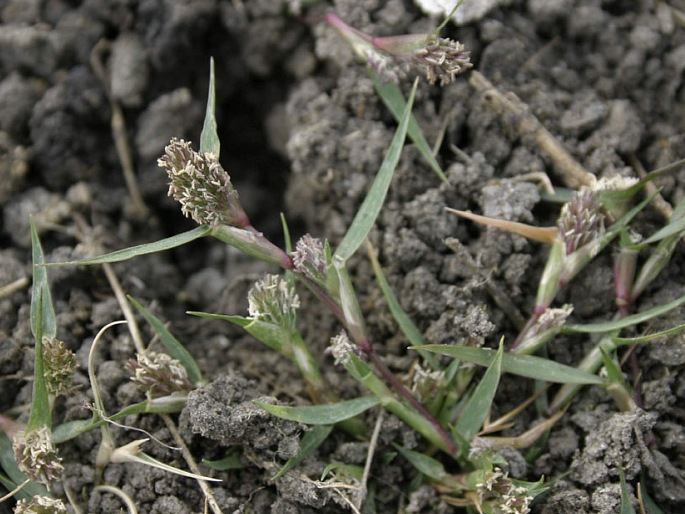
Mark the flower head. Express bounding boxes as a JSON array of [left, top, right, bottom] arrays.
[[12, 426, 63, 486], [410, 365, 445, 402], [327, 331, 358, 366], [127, 351, 194, 397], [325, 13, 471, 86], [373, 34, 472, 86], [14, 496, 67, 514], [158, 138, 250, 228], [248, 274, 300, 331], [517, 304, 574, 353], [475, 468, 533, 514], [292, 234, 328, 288], [558, 190, 605, 256], [42, 337, 76, 397]]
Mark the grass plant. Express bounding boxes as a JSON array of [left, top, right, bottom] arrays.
[[2, 7, 685, 514]]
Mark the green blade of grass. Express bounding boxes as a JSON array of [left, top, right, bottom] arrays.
[[128, 296, 204, 386], [188, 311, 289, 353], [255, 396, 380, 425], [640, 475, 666, 514], [203, 453, 245, 471], [631, 213, 685, 247], [595, 191, 659, 250], [46, 226, 212, 266], [393, 443, 448, 481], [320, 462, 364, 481], [599, 348, 624, 385], [367, 242, 439, 370], [412, 345, 603, 384], [28, 220, 54, 431], [563, 293, 685, 333], [455, 342, 503, 442], [26, 303, 51, 432], [619, 468, 637, 514], [612, 322, 685, 345], [272, 425, 334, 480], [30, 220, 56, 339], [200, 57, 220, 156], [371, 70, 446, 182], [334, 78, 418, 262]]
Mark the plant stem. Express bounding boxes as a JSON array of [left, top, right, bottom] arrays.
[[365, 348, 458, 456], [548, 335, 616, 414], [160, 414, 222, 514], [346, 354, 459, 457]]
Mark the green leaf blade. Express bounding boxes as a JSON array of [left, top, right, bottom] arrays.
[[188, 311, 289, 353], [393, 444, 448, 481], [633, 213, 685, 247], [255, 396, 380, 425], [455, 343, 503, 442], [640, 476, 667, 514], [564, 293, 685, 334], [46, 226, 212, 266], [612, 321, 685, 345], [412, 345, 603, 385], [28, 220, 54, 431], [203, 453, 245, 471], [371, 71, 446, 182], [334, 79, 418, 261], [30, 220, 56, 340], [200, 57, 220, 156], [619, 468, 637, 514], [368, 244, 439, 370]]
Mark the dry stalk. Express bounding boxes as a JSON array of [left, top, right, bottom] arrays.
[[160, 413, 224, 514], [469, 71, 596, 190], [90, 39, 148, 219]]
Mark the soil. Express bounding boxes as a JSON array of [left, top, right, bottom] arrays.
[[1, 0, 684, 513]]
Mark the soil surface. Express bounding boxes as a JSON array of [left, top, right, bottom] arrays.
[[1, 0, 685, 513]]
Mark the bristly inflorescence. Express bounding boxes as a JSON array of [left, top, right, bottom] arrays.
[[558, 190, 605, 255], [158, 138, 250, 228], [292, 234, 328, 289], [12, 426, 64, 486], [401, 35, 472, 86], [127, 351, 194, 398], [475, 468, 534, 514], [527, 305, 573, 339], [325, 13, 471, 86], [327, 330, 358, 366], [42, 337, 77, 397], [14, 495, 67, 514], [248, 274, 300, 332]]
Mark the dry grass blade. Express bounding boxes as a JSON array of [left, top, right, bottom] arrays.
[[483, 409, 565, 450], [446, 208, 557, 244]]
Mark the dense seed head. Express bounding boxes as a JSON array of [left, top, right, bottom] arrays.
[[159, 138, 249, 228], [248, 274, 300, 331], [128, 351, 193, 397], [558, 190, 605, 255], [12, 426, 63, 486]]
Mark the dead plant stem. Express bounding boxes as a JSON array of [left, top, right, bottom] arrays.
[[160, 413, 223, 514], [90, 39, 148, 219], [102, 263, 146, 354], [355, 409, 384, 510], [469, 71, 595, 189]]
